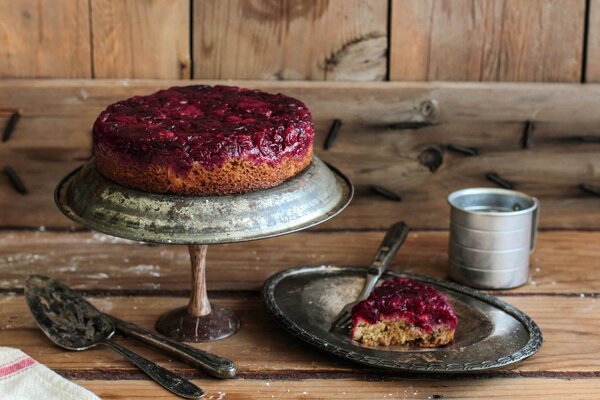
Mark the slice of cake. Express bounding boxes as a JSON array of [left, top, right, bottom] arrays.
[[351, 277, 457, 347], [92, 85, 314, 196]]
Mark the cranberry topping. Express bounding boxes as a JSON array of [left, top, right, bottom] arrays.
[[93, 85, 314, 172], [351, 277, 458, 333]]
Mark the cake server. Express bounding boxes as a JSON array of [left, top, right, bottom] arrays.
[[25, 275, 203, 399], [329, 221, 409, 331], [24, 275, 236, 379]]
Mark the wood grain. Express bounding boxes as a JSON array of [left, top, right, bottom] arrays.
[[0, 231, 598, 294], [0, 0, 91, 78], [390, 0, 586, 82], [77, 378, 600, 400], [193, 0, 388, 80], [586, 0, 600, 82], [0, 295, 598, 374], [2, 80, 600, 229], [90, 0, 190, 78], [5, 79, 600, 122]]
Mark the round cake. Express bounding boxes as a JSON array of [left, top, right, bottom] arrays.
[[93, 85, 314, 195]]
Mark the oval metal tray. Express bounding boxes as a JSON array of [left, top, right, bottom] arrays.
[[263, 265, 543, 373], [55, 157, 353, 244]]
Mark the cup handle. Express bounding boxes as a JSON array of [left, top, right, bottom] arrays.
[[530, 198, 540, 253]]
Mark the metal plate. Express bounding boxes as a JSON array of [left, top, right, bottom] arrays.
[[55, 157, 353, 244], [263, 265, 543, 373]]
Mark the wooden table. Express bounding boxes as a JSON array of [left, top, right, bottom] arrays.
[[1, 80, 599, 398]]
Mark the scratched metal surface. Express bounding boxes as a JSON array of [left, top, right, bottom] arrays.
[[25, 275, 114, 350], [55, 157, 353, 244]]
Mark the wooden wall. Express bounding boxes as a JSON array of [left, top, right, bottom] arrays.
[[2, 79, 600, 231], [1, 1, 599, 231], [0, 0, 595, 82]]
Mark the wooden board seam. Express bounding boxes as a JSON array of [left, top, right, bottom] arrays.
[[1, 288, 599, 298], [54, 369, 600, 381]]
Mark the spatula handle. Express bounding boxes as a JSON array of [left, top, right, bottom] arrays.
[[101, 340, 204, 399], [113, 316, 236, 378]]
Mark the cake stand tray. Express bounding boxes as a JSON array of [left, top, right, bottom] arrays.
[[55, 157, 353, 342], [263, 265, 543, 373], [55, 157, 352, 245]]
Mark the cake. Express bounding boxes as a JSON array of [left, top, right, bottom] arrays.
[[92, 85, 314, 195], [351, 277, 457, 347]]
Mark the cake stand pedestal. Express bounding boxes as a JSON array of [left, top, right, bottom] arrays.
[[155, 244, 240, 341], [55, 157, 352, 342]]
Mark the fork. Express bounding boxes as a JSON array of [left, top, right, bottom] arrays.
[[329, 221, 410, 331]]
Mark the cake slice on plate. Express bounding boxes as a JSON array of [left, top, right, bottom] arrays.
[[351, 277, 457, 347]]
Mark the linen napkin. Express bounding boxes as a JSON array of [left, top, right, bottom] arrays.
[[0, 347, 101, 400]]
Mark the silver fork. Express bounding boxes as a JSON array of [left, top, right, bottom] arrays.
[[329, 221, 410, 331]]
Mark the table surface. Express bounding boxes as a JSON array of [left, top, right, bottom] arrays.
[[1, 80, 600, 399], [0, 230, 599, 399]]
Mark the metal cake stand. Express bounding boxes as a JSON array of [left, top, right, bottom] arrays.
[[55, 157, 353, 342]]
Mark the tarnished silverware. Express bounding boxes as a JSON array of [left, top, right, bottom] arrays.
[[54, 157, 353, 343], [329, 221, 409, 331], [25, 274, 236, 378], [112, 316, 236, 379], [55, 157, 353, 244], [24, 275, 204, 399], [263, 266, 543, 373]]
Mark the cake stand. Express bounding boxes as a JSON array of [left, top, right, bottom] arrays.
[[55, 157, 353, 342]]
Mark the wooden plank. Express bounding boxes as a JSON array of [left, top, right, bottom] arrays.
[[0, 116, 91, 149], [0, 0, 91, 78], [0, 151, 86, 228], [2, 80, 600, 229], [586, 0, 600, 82], [193, 0, 388, 80], [0, 295, 598, 373], [0, 231, 599, 294], [76, 378, 600, 400], [2, 120, 599, 230], [3, 80, 600, 123], [390, 0, 586, 82], [90, 0, 190, 79]]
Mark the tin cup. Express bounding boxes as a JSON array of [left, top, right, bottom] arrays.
[[447, 188, 539, 289]]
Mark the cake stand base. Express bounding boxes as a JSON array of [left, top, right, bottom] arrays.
[[154, 244, 240, 342], [155, 305, 240, 342]]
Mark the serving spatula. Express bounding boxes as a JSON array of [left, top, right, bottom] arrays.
[[25, 275, 204, 399]]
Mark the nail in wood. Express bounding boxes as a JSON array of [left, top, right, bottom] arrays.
[[3, 166, 28, 194], [446, 144, 479, 156], [371, 185, 401, 202], [485, 172, 514, 190], [2, 112, 20, 142], [387, 121, 431, 130], [522, 120, 534, 149], [324, 119, 342, 150], [579, 183, 600, 196], [570, 135, 600, 143]]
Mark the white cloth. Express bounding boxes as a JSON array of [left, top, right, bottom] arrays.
[[0, 347, 100, 400]]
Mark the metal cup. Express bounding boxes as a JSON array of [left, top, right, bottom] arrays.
[[447, 188, 539, 289]]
